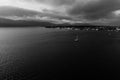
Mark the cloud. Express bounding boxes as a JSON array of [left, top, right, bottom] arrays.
[[18, 0, 120, 20], [1, 0, 120, 24], [20, 0, 74, 6], [68, 0, 120, 20]]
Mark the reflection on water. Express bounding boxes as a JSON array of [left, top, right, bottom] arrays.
[[0, 27, 120, 79]]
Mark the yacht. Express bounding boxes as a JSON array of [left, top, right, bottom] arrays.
[[74, 35, 79, 42]]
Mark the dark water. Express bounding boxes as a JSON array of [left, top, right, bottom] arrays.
[[0, 27, 120, 79]]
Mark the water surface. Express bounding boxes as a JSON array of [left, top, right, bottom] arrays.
[[0, 27, 120, 79]]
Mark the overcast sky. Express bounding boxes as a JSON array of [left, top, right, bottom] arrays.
[[0, 0, 120, 25]]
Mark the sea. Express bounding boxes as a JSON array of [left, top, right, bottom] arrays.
[[0, 27, 120, 79]]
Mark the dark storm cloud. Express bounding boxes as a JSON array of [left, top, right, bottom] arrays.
[[9, 0, 120, 22], [68, 0, 120, 20], [19, 0, 120, 20]]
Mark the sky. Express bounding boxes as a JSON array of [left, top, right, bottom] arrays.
[[0, 0, 120, 25]]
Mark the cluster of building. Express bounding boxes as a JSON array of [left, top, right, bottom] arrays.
[[45, 25, 120, 32]]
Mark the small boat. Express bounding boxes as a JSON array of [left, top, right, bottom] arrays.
[[74, 35, 79, 42]]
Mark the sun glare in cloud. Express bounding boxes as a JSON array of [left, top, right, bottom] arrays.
[[113, 10, 120, 16]]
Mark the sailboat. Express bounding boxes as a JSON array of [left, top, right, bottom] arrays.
[[74, 35, 79, 42]]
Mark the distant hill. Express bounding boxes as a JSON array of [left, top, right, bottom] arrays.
[[0, 17, 97, 27], [0, 17, 56, 27]]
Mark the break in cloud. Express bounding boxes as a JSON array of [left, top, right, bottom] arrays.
[[1, 0, 120, 24]]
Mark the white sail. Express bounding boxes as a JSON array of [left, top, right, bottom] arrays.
[[74, 35, 79, 42]]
